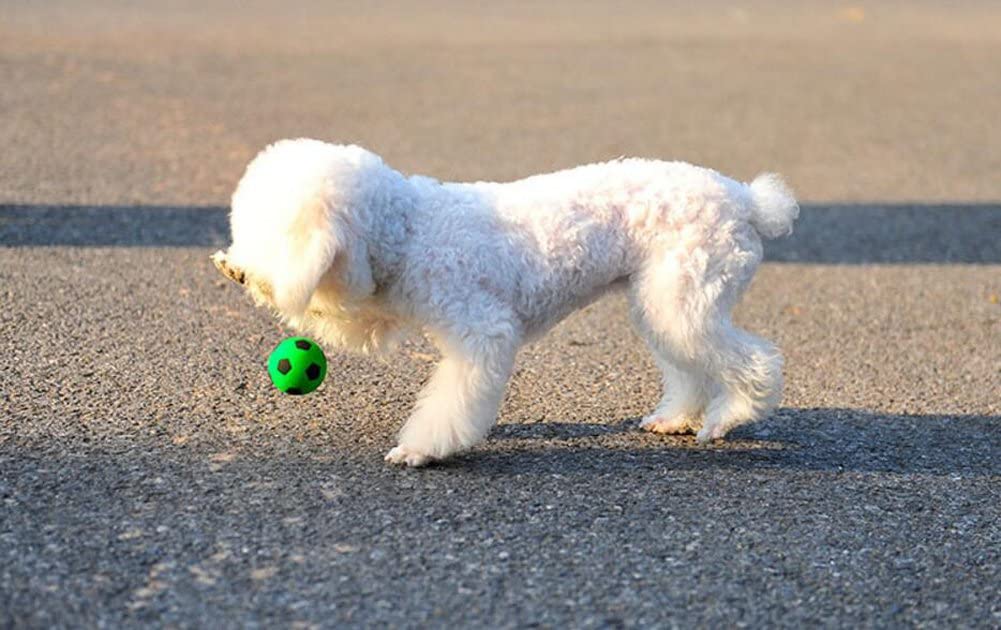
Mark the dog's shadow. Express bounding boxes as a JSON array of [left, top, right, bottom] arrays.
[[443, 408, 1001, 478]]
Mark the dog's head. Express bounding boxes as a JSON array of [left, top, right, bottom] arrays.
[[212, 139, 382, 319]]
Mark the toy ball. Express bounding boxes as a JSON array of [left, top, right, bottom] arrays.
[[267, 337, 327, 395]]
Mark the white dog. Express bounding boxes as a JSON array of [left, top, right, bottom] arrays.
[[212, 139, 798, 466]]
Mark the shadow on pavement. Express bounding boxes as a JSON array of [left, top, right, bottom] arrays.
[[2, 407, 997, 629], [1, 203, 999, 263], [3, 409, 997, 478], [0, 204, 230, 248], [467, 408, 1001, 477]]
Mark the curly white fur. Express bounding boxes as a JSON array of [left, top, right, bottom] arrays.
[[214, 138, 798, 466]]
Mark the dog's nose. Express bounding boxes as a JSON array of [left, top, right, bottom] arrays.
[[211, 251, 246, 285]]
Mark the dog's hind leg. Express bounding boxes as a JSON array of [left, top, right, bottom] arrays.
[[385, 330, 519, 467], [630, 239, 782, 443], [695, 323, 783, 443], [631, 304, 711, 434]]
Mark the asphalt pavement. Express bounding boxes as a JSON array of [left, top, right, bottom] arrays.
[[1, 2, 1000, 627]]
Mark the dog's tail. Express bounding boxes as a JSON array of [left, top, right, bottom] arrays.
[[744, 173, 799, 239]]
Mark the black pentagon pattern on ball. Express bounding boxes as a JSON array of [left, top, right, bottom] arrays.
[[285, 387, 304, 395], [306, 363, 321, 380], [295, 340, 312, 351], [276, 358, 292, 375]]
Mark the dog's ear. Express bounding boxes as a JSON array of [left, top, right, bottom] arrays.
[[270, 227, 338, 316], [270, 221, 375, 316]]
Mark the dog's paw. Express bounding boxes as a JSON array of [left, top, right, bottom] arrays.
[[695, 423, 727, 444], [640, 414, 696, 435], [384, 445, 432, 467]]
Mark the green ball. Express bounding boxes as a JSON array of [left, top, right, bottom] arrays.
[[267, 337, 327, 395]]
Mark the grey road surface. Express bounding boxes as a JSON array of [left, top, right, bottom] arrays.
[[2, 2, 1000, 628]]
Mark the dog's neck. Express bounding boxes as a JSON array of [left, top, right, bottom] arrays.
[[353, 163, 421, 291]]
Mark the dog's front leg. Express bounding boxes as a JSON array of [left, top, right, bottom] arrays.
[[385, 334, 517, 467]]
